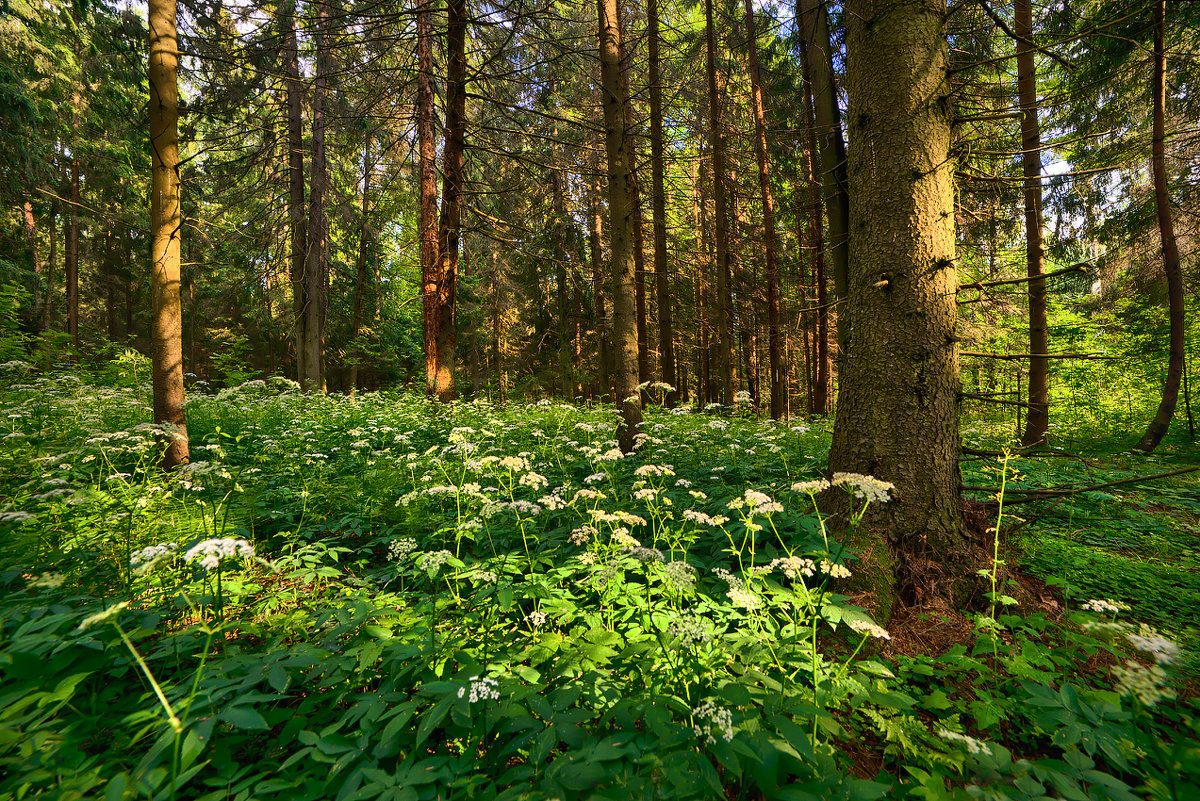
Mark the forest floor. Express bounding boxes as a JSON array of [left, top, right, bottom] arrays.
[[1, 369, 1197, 800]]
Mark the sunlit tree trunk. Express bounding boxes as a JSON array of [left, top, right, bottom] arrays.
[[1016, 0, 1049, 446], [599, 0, 643, 451], [434, 0, 467, 402], [587, 113, 611, 399], [1136, 0, 1184, 453], [705, 0, 734, 405], [418, 0, 441, 398], [800, 66, 830, 414], [350, 137, 375, 394], [647, 0, 676, 405], [149, 0, 189, 468], [283, 2, 307, 384]]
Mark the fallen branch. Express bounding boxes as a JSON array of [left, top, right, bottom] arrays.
[[957, 262, 1090, 293], [961, 351, 1115, 361], [961, 392, 1034, 409], [963, 465, 1200, 504]]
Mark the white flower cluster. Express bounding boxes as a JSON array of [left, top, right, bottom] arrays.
[[130, 541, 180, 574], [662, 560, 697, 592], [791, 479, 830, 495], [569, 525, 598, 545], [0, 511, 36, 524], [668, 613, 712, 646], [626, 546, 664, 563], [937, 729, 993, 756], [27, 572, 66, 590], [727, 490, 783, 515], [498, 456, 530, 472], [573, 489, 606, 503], [612, 531, 641, 549], [1112, 660, 1175, 706], [713, 567, 759, 610], [507, 500, 543, 516], [633, 488, 658, 502], [590, 510, 647, 528], [519, 471, 548, 490], [633, 464, 675, 478], [692, 701, 734, 744], [388, 538, 418, 561], [457, 675, 500, 703], [846, 618, 891, 640], [524, 610, 547, 627], [766, 556, 816, 580], [1126, 625, 1180, 666], [417, 550, 453, 575], [184, 538, 254, 571], [1081, 598, 1125, 614], [584, 473, 607, 485], [831, 473, 895, 504], [819, 559, 852, 579], [683, 509, 729, 527]]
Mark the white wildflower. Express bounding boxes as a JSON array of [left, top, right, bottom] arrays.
[[27, 572, 66, 590], [524, 610, 547, 627], [183, 538, 254, 571], [1126, 625, 1180, 666], [937, 729, 993, 757], [819, 559, 852, 579], [1112, 660, 1175, 706], [457, 675, 501, 703], [388, 538, 418, 561], [791, 479, 831, 495], [846, 618, 891, 640], [831, 472, 895, 504], [693, 701, 734, 744]]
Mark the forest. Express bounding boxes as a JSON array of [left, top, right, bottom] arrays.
[[1, 0, 1199, 797]]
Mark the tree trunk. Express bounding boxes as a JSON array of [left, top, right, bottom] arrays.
[[149, 0, 189, 468], [67, 155, 80, 348], [587, 115, 611, 399], [301, 0, 330, 392], [599, 0, 643, 451], [617, 28, 650, 393], [1136, 0, 1184, 453], [832, 0, 966, 620], [418, 0, 441, 397], [647, 0, 676, 405], [350, 136, 375, 394], [43, 200, 56, 332], [551, 163, 573, 396], [1015, 0, 1050, 446], [705, 0, 734, 405], [283, 3, 307, 384], [800, 69, 830, 415], [743, 0, 784, 419], [796, 0, 850, 352], [104, 230, 119, 341], [434, 0, 467, 403]]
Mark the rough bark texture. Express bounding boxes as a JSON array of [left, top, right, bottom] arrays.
[[616, 30, 650, 392], [599, 0, 643, 451], [647, 0, 676, 405], [800, 66, 830, 415], [434, 0, 467, 403], [1015, 0, 1049, 446], [796, 0, 850, 352], [833, 0, 966, 620], [1136, 0, 1184, 453], [300, 0, 330, 392], [705, 0, 734, 405], [418, 0, 441, 398], [743, 0, 783, 419], [349, 138, 375, 393], [283, 4, 307, 384], [149, 0, 189, 468]]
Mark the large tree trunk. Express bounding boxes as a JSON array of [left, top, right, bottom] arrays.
[[832, 0, 966, 620], [1136, 0, 1184, 453], [349, 137, 375, 393], [743, 0, 784, 419], [433, 0, 467, 402], [300, 0, 330, 392], [149, 0, 189, 468], [647, 0, 676, 405], [283, 3, 307, 384], [705, 0, 734, 405], [796, 0, 850, 352], [418, 0, 441, 398], [1015, 0, 1049, 446], [616, 28, 650, 392], [599, 0, 643, 451]]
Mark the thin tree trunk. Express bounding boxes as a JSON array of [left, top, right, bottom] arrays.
[[283, 2, 307, 383], [743, 0, 784, 418], [349, 136, 375, 394], [599, 0, 643, 450], [1016, 0, 1049, 446], [43, 200, 56, 332], [647, 0, 675, 404], [801, 70, 829, 414], [149, 0, 189, 468], [104, 230, 119, 340], [551, 163, 572, 396], [587, 116, 611, 399], [796, 1, 850, 352], [617, 28, 650, 392], [301, 0, 330, 392], [1136, 0, 1184, 452], [67, 155, 80, 348], [706, 0, 734, 405], [419, 0, 441, 397], [433, 0, 467, 402]]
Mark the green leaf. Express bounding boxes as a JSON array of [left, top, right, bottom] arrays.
[[220, 705, 269, 730]]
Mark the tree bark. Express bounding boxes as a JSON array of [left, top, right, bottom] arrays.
[[67, 154, 80, 348], [283, 2, 307, 385], [796, 0, 850, 353], [647, 0, 676, 405], [587, 111, 611, 399], [599, 0, 643, 450], [418, 0, 441, 398], [705, 0, 734, 405], [832, 0, 966, 619], [300, 0, 330, 392], [149, 0, 189, 468], [349, 136, 375, 393], [1136, 0, 1184, 453], [434, 0, 467, 402], [43, 200, 56, 333], [800, 66, 830, 414], [1015, 0, 1049, 446], [616, 27, 650, 393], [743, 0, 784, 418], [551, 163, 573, 396]]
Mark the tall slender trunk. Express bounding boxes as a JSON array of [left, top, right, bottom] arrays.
[[283, 3, 307, 382], [1016, 0, 1049, 445], [647, 0, 675, 404], [350, 137, 375, 393], [617, 26, 650, 391], [743, 0, 783, 418], [301, 0, 330, 392], [43, 200, 56, 332], [104, 230, 119, 340], [433, 0, 467, 402], [599, 0, 643, 450], [801, 58, 830, 414], [1136, 0, 1184, 452], [418, 0, 441, 396], [796, 0, 850, 352], [149, 0, 189, 468], [67, 155, 80, 348], [551, 164, 572, 396], [705, 0, 734, 405], [587, 114, 611, 398], [696, 154, 711, 406]]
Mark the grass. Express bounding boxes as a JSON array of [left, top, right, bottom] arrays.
[[0, 367, 1197, 800]]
